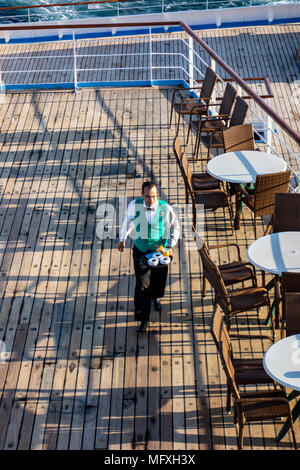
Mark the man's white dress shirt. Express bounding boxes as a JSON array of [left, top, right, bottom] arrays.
[[119, 199, 180, 248]]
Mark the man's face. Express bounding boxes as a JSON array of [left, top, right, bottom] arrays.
[[142, 186, 158, 208]]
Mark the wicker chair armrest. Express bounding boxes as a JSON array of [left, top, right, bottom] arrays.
[[181, 96, 211, 104], [236, 261, 257, 273], [171, 87, 202, 103], [200, 113, 231, 121], [229, 286, 268, 297], [180, 97, 211, 112]]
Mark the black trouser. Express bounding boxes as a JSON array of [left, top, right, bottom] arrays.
[[133, 245, 168, 323]]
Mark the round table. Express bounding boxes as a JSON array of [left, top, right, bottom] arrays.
[[206, 150, 287, 184], [263, 334, 300, 442], [264, 334, 300, 391], [247, 232, 300, 275]]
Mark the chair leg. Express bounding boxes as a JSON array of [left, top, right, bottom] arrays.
[[175, 113, 181, 137], [169, 93, 177, 127], [227, 200, 235, 235], [186, 188, 189, 205], [226, 383, 231, 413], [237, 419, 245, 450], [207, 135, 211, 160], [261, 271, 266, 287], [194, 127, 202, 160], [202, 275, 207, 297], [192, 203, 196, 232], [169, 106, 174, 127], [268, 302, 276, 341], [226, 316, 231, 332], [274, 275, 281, 329], [290, 415, 298, 450], [193, 121, 200, 156], [186, 115, 192, 144]]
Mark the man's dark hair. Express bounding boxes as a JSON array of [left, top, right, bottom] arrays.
[[142, 181, 158, 193]]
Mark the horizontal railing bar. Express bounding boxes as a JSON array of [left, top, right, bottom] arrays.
[[77, 65, 188, 72], [0, 21, 178, 30], [0, 51, 189, 61], [1, 69, 74, 73], [0, 55, 74, 60]]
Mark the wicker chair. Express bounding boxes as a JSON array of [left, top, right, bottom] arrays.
[[223, 123, 255, 152], [187, 82, 237, 151], [195, 96, 249, 159], [180, 151, 234, 232], [281, 272, 300, 338], [195, 234, 257, 297], [173, 136, 220, 192], [195, 232, 274, 334], [265, 192, 300, 235], [211, 308, 275, 412], [219, 340, 297, 450], [238, 170, 291, 239], [169, 66, 218, 136]]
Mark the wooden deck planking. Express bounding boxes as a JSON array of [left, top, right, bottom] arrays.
[[0, 23, 298, 451]]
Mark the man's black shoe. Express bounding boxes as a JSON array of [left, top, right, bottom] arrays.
[[152, 298, 162, 312], [137, 321, 147, 333]]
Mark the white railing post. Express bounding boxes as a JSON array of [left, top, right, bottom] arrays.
[[188, 36, 194, 88], [0, 67, 5, 107], [27, 8, 31, 24], [162, 0, 164, 13], [117, 1, 120, 17], [266, 98, 273, 152], [72, 29, 78, 93], [149, 27, 153, 85]]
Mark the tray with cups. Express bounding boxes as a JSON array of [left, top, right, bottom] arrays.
[[141, 250, 172, 268]]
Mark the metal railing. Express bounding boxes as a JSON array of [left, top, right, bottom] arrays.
[[0, 19, 299, 188], [0, 0, 298, 24]]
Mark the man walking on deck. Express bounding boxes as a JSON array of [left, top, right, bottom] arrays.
[[118, 181, 180, 332]]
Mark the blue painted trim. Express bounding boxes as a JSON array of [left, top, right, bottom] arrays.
[[151, 79, 183, 86], [0, 16, 300, 44], [4, 78, 187, 91], [5, 83, 75, 90]]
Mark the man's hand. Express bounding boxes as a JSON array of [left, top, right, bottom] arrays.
[[168, 248, 173, 258], [118, 241, 125, 252]]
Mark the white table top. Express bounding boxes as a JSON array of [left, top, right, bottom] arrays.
[[247, 231, 300, 275], [206, 150, 287, 184], [263, 334, 300, 391]]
